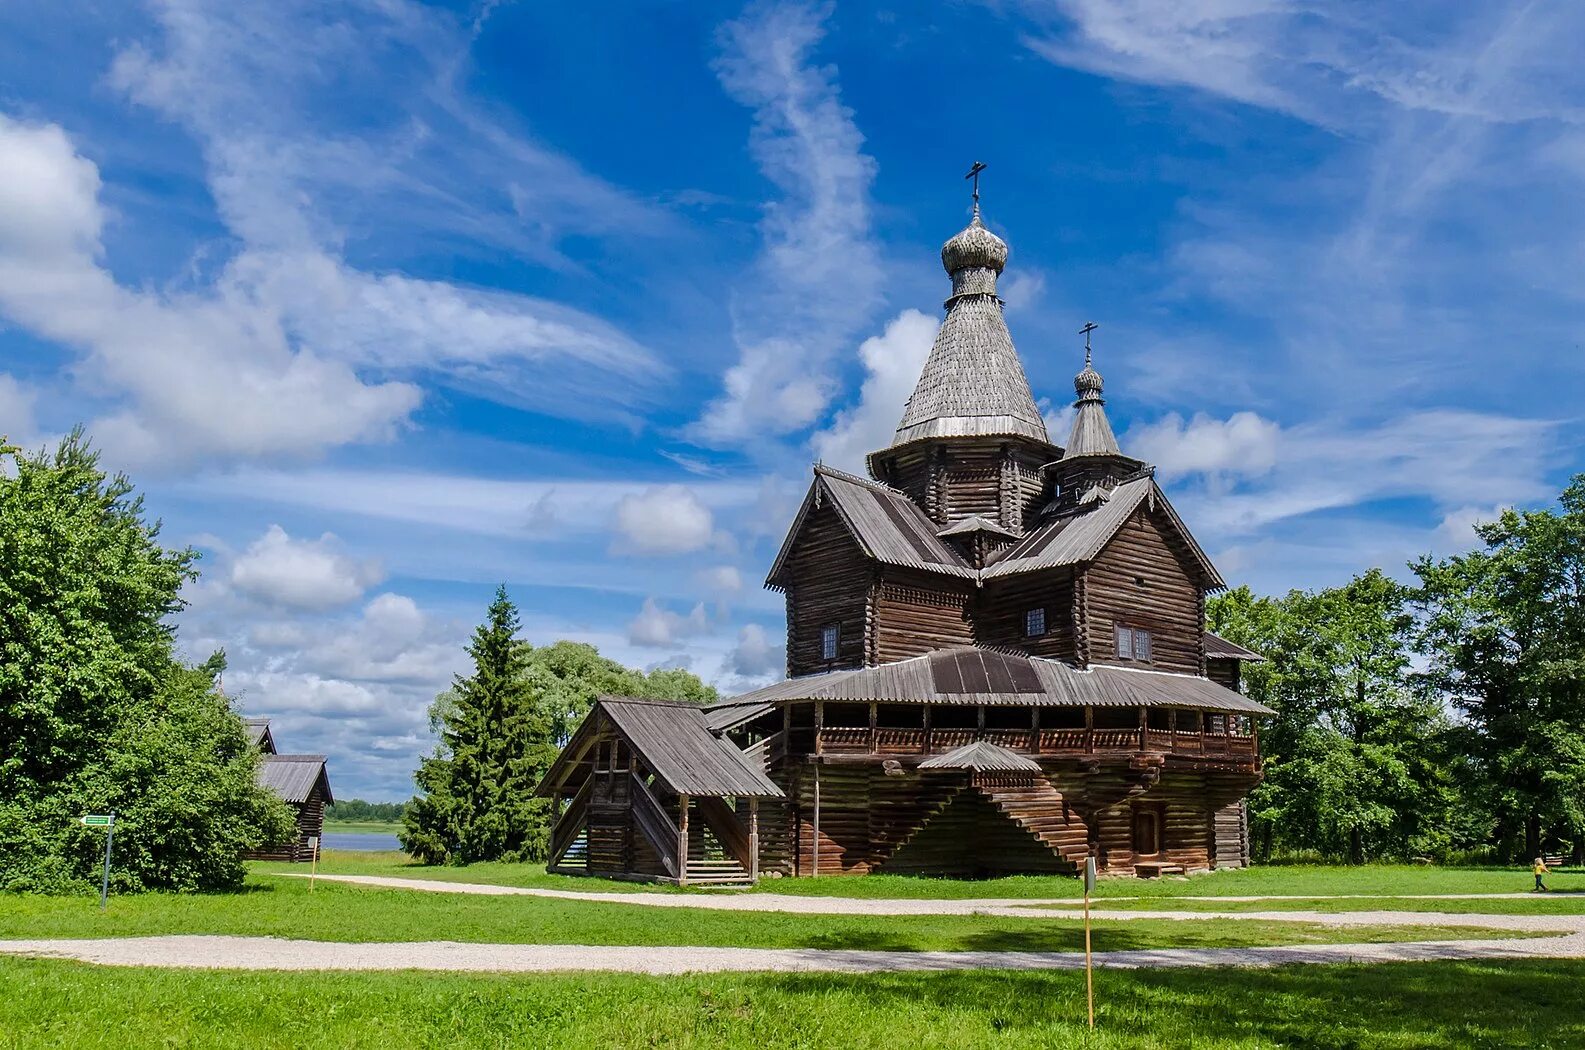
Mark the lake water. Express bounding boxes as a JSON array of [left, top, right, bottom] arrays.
[[322, 831, 402, 852]]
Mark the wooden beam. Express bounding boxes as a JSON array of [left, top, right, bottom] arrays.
[[748, 798, 760, 882], [678, 794, 690, 888], [812, 764, 821, 877]]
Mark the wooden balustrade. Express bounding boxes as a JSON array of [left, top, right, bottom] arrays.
[[813, 725, 1258, 761]]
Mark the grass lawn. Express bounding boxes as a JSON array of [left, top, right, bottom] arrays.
[[0, 877, 1509, 952], [319, 820, 402, 835], [3, 956, 1582, 1048], [278, 850, 1585, 902], [1081, 895, 1585, 915]]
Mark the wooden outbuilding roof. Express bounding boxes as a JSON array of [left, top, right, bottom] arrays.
[[257, 754, 332, 805], [711, 647, 1275, 719], [244, 717, 276, 754], [538, 697, 784, 799], [1204, 632, 1266, 661]]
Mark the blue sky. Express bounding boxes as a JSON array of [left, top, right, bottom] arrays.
[[1, 1, 1580, 799]]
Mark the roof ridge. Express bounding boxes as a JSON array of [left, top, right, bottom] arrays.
[[812, 462, 908, 498], [263, 753, 327, 762]]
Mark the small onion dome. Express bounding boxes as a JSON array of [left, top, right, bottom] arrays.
[[1074, 360, 1104, 398], [941, 211, 1008, 274]]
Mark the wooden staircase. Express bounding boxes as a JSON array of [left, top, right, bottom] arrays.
[[973, 775, 1089, 870], [685, 821, 753, 886], [556, 827, 589, 872]]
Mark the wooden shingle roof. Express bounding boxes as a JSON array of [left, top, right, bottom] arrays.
[[539, 697, 783, 799], [919, 740, 1042, 772], [713, 647, 1274, 716], [1204, 632, 1266, 661], [257, 754, 332, 805]]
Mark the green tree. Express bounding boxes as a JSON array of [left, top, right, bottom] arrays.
[[402, 601, 716, 865], [0, 433, 292, 892], [402, 586, 542, 865], [1210, 571, 1472, 862], [1414, 475, 1585, 860]]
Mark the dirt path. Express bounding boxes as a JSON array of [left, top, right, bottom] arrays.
[[3, 930, 1580, 974]]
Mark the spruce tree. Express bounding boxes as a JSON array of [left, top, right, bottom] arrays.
[[402, 586, 546, 864]]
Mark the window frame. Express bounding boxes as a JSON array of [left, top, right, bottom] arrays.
[[1114, 622, 1154, 664], [820, 623, 840, 662], [1023, 606, 1047, 638]]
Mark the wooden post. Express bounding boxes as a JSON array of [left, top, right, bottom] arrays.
[[812, 765, 822, 877], [976, 704, 986, 738], [1085, 706, 1094, 753], [1030, 705, 1040, 754], [923, 705, 933, 754], [814, 701, 825, 756], [869, 702, 878, 755], [1138, 706, 1147, 750], [677, 794, 690, 886], [748, 798, 760, 882]]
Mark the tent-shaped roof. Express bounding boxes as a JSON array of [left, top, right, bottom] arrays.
[[919, 740, 1041, 772], [538, 697, 783, 799], [257, 754, 332, 806]]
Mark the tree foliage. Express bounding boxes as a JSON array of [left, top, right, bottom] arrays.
[[0, 434, 293, 893], [1414, 474, 1585, 860], [401, 588, 716, 865], [1210, 570, 1473, 862]]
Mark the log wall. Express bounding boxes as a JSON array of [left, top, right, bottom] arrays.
[[872, 570, 974, 663], [976, 569, 1079, 660], [1083, 508, 1205, 674], [783, 503, 874, 677]]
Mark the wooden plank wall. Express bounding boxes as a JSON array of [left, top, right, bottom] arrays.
[[1206, 657, 1241, 692], [784, 504, 874, 677], [1083, 508, 1205, 674], [1212, 800, 1249, 869]]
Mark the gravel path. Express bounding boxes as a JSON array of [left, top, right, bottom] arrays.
[[3, 930, 1580, 974], [271, 873, 1585, 919]]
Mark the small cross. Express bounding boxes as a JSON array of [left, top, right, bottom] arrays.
[[965, 161, 987, 209], [1079, 321, 1099, 365]]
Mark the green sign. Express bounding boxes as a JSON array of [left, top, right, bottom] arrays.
[[80, 814, 113, 827]]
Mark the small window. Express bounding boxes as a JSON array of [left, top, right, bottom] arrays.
[[1024, 607, 1046, 637], [821, 624, 839, 661], [1115, 624, 1152, 663]]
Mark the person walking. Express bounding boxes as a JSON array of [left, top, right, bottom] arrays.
[[1533, 856, 1551, 892]]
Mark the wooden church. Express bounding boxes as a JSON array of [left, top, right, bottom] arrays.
[[538, 193, 1270, 884]]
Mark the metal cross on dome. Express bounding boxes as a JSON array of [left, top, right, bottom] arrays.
[[965, 161, 987, 207], [1080, 321, 1099, 366]]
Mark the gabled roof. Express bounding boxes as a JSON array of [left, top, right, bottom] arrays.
[[919, 740, 1041, 772], [981, 476, 1225, 588], [538, 697, 783, 799], [244, 717, 276, 754], [767, 466, 975, 587], [768, 467, 1222, 590], [713, 647, 1274, 715], [257, 754, 332, 806], [1205, 632, 1266, 662]]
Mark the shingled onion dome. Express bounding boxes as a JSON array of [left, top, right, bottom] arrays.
[[1062, 350, 1121, 460], [880, 207, 1049, 450], [940, 206, 1009, 297]]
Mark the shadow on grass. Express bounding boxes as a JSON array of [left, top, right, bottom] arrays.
[[751, 960, 1585, 1047]]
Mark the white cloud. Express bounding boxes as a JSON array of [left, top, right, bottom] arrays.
[[699, 564, 744, 598], [811, 309, 937, 472], [613, 485, 715, 555], [0, 112, 422, 469], [229, 525, 383, 610], [691, 0, 882, 445], [726, 623, 783, 678], [0, 374, 38, 447], [627, 597, 709, 648], [1149, 408, 1556, 538], [1125, 411, 1281, 482]]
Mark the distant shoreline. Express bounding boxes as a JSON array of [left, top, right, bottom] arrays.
[[322, 820, 403, 835]]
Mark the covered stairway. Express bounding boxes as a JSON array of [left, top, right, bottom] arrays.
[[537, 697, 784, 886]]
